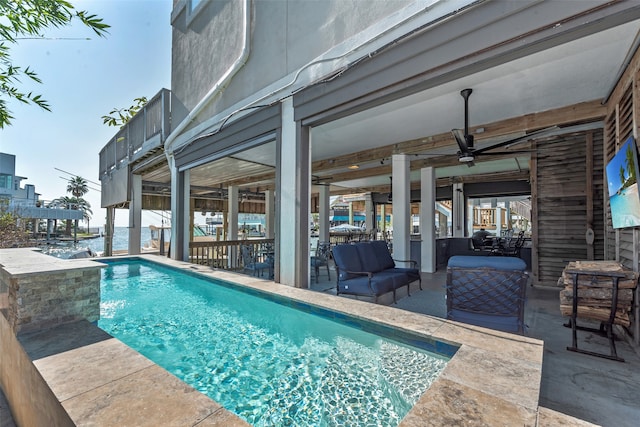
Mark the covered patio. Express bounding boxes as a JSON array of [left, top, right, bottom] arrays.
[[307, 263, 640, 426]]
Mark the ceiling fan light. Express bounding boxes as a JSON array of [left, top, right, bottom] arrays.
[[458, 154, 475, 162]]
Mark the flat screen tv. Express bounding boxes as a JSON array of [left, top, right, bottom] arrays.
[[606, 136, 640, 229]]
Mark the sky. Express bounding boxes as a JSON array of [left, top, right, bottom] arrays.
[[0, 0, 172, 228]]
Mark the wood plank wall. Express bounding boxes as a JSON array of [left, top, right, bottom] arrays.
[[605, 81, 636, 270], [532, 130, 605, 286], [602, 42, 640, 343]]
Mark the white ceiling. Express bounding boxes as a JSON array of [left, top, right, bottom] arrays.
[[306, 18, 640, 188]]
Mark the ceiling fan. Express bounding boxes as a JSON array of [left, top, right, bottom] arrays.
[[451, 88, 558, 166]]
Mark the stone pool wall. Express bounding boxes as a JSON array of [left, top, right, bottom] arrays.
[[0, 248, 103, 334]]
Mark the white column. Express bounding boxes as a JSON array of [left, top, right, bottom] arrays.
[[452, 182, 465, 237], [128, 174, 142, 255], [278, 97, 310, 287], [392, 154, 410, 264], [228, 185, 239, 269], [168, 156, 180, 259], [420, 167, 436, 273], [495, 206, 503, 236], [348, 202, 354, 225], [228, 186, 239, 240], [181, 169, 191, 259], [319, 184, 330, 242], [365, 192, 375, 236], [264, 189, 274, 239]]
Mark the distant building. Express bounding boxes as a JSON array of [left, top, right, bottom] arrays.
[[0, 152, 40, 210], [0, 152, 82, 221]]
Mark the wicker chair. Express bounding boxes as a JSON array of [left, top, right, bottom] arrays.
[[446, 255, 528, 334]]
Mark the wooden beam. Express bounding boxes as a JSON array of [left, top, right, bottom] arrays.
[[312, 100, 606, 174]]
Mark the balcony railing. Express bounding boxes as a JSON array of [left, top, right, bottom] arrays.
[[99, 88, 171, 178], [189, 238, 274, 271]]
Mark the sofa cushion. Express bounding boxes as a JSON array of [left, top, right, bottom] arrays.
[[332, 244, 363, 280], [447, 255, 526, 271], [369, 240, 396, 270], [355, 242, 383, 272], [337, 274, 395, 297], [386, 267, 420, 283]]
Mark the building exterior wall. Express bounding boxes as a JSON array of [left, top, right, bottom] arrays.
[[0, 152, 41, 208], [170, 0, 413, 136]]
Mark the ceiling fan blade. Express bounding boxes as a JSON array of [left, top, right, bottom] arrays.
[[482, 150, 535, 155], [452, 128, 468, 152], [474, 126, 559, 155]]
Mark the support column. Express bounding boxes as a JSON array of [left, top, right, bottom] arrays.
[[452, 182, 465, 237], [365, 192, 375, 237], [265, 189, 274, 239], [319, 184, 330, 243], [104, 206, 115, 257], [496, 206, 503, 236], [228, 186, 239, 269], [169, 156, 188, 261], [181, 170, 191, 259], [228, 186, 239, 240], [348, 202, 354, 225], [420, 166, 436, 273], [278, 97, 310, 287], [392, 154, 410, 264], [128, 173, 142, 255]]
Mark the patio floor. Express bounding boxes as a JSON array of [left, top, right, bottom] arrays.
[[309, 264, 640, 427], [2, 254, 639, 426]]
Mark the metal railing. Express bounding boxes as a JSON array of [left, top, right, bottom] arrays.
[[99, 88, 171, 178]]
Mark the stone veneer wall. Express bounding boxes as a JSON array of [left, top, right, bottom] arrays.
[[6, 267, 101, 335], [0, 249, 104, 425]]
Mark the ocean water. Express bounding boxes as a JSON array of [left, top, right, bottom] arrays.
[[41, 226, 153, 259]]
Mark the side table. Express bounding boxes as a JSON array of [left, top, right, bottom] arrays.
[[564, 267, 627, 362]]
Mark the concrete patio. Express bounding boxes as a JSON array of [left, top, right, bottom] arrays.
[[309, 265, 640, 427], [1, 251, 639, 426]]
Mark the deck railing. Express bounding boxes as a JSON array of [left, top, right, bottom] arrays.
[[189, 238, 275, 271], [99, 88, 170, 178]]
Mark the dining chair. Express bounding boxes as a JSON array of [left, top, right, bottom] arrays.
[[310, 241, 331, 283]]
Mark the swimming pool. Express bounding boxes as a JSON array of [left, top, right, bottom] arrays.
[[98, 259, 457, 426]]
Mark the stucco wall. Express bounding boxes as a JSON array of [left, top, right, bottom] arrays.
[[0, 303, 74, 427], [170, 0, 413, 132]]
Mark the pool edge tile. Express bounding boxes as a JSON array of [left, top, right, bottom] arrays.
[[62, 364, 224, 427]]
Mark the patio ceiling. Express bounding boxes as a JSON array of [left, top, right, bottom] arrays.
[[143, 12, 640, 199]]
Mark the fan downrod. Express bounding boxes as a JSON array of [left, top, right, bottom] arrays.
[[460, 88, 474, 148]]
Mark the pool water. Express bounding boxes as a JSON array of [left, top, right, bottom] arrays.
[[98, 260, 452, 426]]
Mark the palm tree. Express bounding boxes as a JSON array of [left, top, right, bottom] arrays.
[[53, 176, 93, 237], [67, 176, 89, 198]]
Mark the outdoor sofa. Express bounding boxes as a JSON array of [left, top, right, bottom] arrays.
[[446, 255, 528, 334], [331, 240, 421, 303]]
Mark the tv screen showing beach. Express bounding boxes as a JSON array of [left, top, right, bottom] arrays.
[[606, 136, 640, 229]]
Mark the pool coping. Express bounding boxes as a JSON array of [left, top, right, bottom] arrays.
[[6, 253, 545, 426]]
